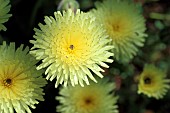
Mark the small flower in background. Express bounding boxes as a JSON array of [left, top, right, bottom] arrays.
[[0, 42, 47, 113], [30, 9, 114, 88], [56, 77, 119, 113], [138, 64, 170, 99], [91, 0, 147, 62], [57, 0, 79, 13], [0, 0, 12, 31]]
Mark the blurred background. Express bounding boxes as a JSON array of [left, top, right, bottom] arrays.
[[1, 0, 170, 113]]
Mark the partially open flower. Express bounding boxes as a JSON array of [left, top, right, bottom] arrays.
[[30, 9, 114, 87], [0, 0, 12, 31], [56, 77, 119, 113], [91, 0, 147, 62], [57, 0, 79, 12], [138, 64, 170, 99], [0, 42, 47, 113]]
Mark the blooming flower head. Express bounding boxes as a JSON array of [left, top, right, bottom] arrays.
[[30, 9, 114, 87], [91, 0, 147, 62], [138, 64, 170, 99], [0, 0, 12, 31], [0, 42, 47, 113], [56, 77, 119, 113]]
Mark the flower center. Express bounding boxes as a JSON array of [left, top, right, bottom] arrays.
[[144, 77, 151, 84], [69, 44, 74, 50], [85, 98, 92, 105], [3, 78, 12, 87], [83, 96, 95, 107], [112, 24, 120, 32], [106, 17, 132, 40]]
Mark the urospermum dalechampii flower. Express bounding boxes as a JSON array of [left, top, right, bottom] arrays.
[[30, 9, 114, 87], [0, 42, 47, 113], [56, 77, 119, 113], [0, 0, 12, 31], [138, 64, 170, 99], [91, 0, 147, 62]]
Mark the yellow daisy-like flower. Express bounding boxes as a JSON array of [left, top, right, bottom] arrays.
[[0, 0, 12, 31], [138, 64, 170, 99], [0, 42, 47, 113], [91, 0, 147, 62], [56, 77, 119, 113], [30, 9, 114, 87]]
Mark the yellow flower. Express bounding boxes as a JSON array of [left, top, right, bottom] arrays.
[[0, 0, 12, 31], [138, 64, 170, 99], [0, 42, 47, 113], [56, 77, 119, 113], [91, 0, 147, 62], [30, 9, 114, 87]]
